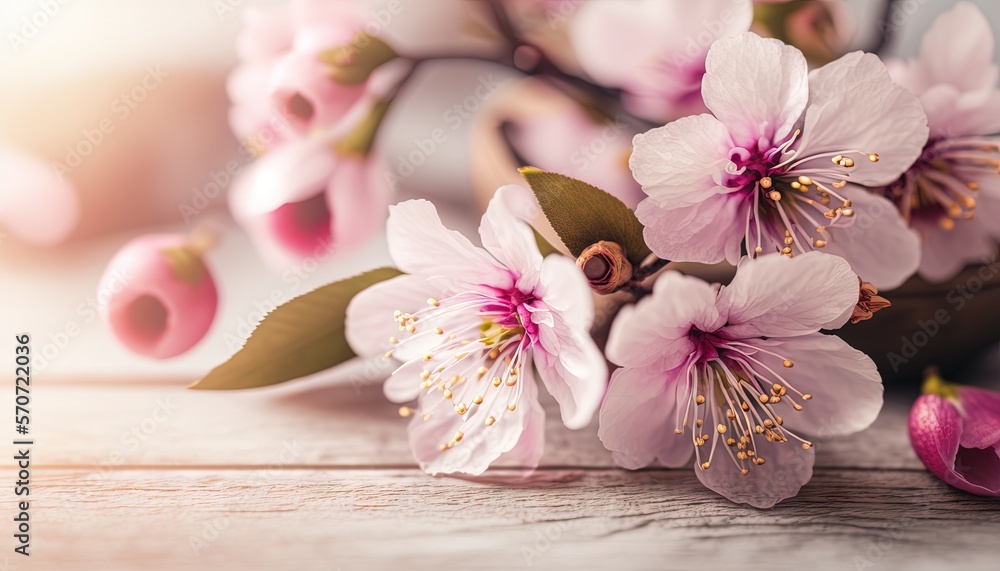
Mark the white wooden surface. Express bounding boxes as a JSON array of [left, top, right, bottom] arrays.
[[5, 370, 1000, 571]]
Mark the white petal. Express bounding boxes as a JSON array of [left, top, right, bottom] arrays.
[[386, 200, 510, 287], [536, 254, 594, 331], [630, 114, 736, 208], [753, 334, 883, 438], [535, 318, 608, 430], [717, 251, 859, 339], [915, 2, 998, 93], [606, 272, 720, 370], [345, 274, 444, 359], [799, 51, 928, 187], [815, 186, 920, 290], [599, 364, 693, 470], [478, 185, 544, 290], [636, 193, 746, 265], [702, 32, 809, 145], [695, 434, 815, 508]]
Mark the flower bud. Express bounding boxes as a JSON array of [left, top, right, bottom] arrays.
[[99, 233, 219, 359], [576, 241, 633, 294]]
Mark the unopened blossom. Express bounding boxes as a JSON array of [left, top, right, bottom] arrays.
[[227, 0, 382, 148], [228, 137, 391, 269], [909, 372, 1000, 496], [600, 252, 883, 508], [880, 2, 1000, 283], [346, 186, 607, 475], [571, 0, 753, 121], [0, 147, 80, 247], [630, 32, 928, 289], [100, 233, 219, 359]]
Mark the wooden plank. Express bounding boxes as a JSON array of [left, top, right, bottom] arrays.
[[17, 468, 1000, 571], [15, 381, 920, 470]]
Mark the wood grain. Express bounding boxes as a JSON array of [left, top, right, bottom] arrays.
[[13, 382, 920, 470], [17, 468, 1000, 571]]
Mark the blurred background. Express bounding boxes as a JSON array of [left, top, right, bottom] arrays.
[[1, 0, 998, 381]]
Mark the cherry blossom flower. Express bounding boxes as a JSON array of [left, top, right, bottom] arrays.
[[99, 233, 219, 359], [0, 147, 80, 247], [571, 0, 753, 121], [600, 252, 883, 508], [228, 136, 391, 269], [227, 0, 376, 148], [880, 2, 1000, 283], [909, 372, 1000, 496], [630, 32, 928, 289], [346, 186, 607, 475]]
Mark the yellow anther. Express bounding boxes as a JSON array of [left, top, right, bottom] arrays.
[[760, 177, 772, 189], [485, 416, 496, 426], [473, 395, 483, 405], [398, 406, 412, 417]]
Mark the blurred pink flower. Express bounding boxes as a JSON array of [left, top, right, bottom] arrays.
[[100, 233, 219, 359], [226, 0, 374, 148], [630, 32, 928, 289], [507, 107, 643, 208], [881, 2, 1000, 283], [346, 186, 607, 476], [601, 252, 882, 508], [0, 147, 80, 246], [909, 374, 1000, 496], [228, 137, 391, 269], [570, 0, 753, 121]]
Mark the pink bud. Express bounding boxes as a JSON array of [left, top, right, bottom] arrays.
[[909, 375, 1000, 496], [99, 234, 219, 359]]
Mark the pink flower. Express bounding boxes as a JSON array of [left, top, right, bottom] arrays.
[[228, 137, 391, 269], [0, 147, 80, 247], [570, 0, 753, 121], [346, 186, 607, 475], [100, 234, 219, 359], [227, 0, 375, 147], [909, 373, 1000, 496], [630, 32, 928, 289], [600, 251, 883, 508], [879, 2, 1000, 283]]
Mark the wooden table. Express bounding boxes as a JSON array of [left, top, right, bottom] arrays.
[[7, 355, 1000, 571]]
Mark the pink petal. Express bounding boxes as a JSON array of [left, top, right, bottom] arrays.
[[751, 334, 883, 438], [269, 50, 366, 135], [494, 373, 547, 470], [345, 273, 444, 362], [695, 434, 815, 508], [702, 33, 809, 145], [598, 364, 692, 470], [630, 114, 735, 208], [409, 360, 542, 475], [958, 386, 1000, 450], [0, 147, 80, 246], [913, 214, 995, 284], [717, 252, 859, 339], [532, 255, 605, 429], [478, 185, 544, 290], [909, 394, 1000, 496], [919, 84, 1000, 139], [913, 2, 998, 94], [326, 154, 391, 254], [811, 186, 920, 290], [636, 193, 746, 265], [386, 200, 509, 288], [800, 52, 928, 187], [606, 271, 721, 370]]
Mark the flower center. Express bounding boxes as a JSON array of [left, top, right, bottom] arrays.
[[388, 290, 532, 451], [674, 339, 814, 475], [725, 129, 880, 257], [883, 136, 998, 231]]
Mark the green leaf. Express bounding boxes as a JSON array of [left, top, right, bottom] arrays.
[[190, 267, 402, 390], [518, 167, 652, 267], [319, 33, 397, 86]]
